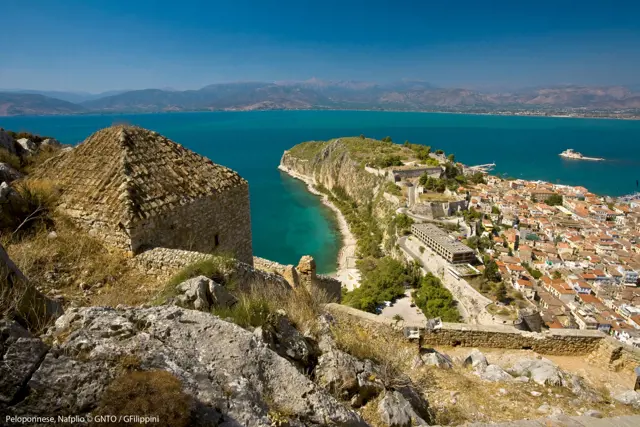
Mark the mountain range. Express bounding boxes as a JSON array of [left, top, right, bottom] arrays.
[[1, 81, 640, 116]]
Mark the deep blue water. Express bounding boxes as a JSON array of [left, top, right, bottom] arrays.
[[2, 111, 639, 273]]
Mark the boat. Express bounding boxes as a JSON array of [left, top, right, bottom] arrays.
[[559, 149, 604, 161]]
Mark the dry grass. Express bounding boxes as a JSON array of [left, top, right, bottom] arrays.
[[213, 282, 330, 334], [0, 147, 21, 170], [4, 215, 157, 307], [95, 370, 192, 427]]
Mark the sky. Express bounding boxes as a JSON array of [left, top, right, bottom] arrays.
[[1, 0, 639, 92]]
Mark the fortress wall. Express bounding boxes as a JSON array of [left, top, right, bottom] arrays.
[[131, 183, 253, 266], [134, 248, 290, 292], [325, 303, 606, 356], [587, 336, 640, 376]]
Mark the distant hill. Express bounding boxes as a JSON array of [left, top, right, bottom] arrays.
[[0, 92, 87, 116], [0, 89, 128, 104], [2, 81, 640, 116]]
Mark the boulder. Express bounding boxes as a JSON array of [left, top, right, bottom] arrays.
[[15, 138, 36, 154], [258, 310, 317, 367], [2, 306, 367, 426], [479, 364, 513, 382], [614, 390, 640, 408], [419, 348, 453, 369], [175, 276, 237, 312], [0, 163, 22, 183], [0, 129, 16, 154], [377, 390, 428, 427], [0, 321, 49, 403], [537, 404, 563, 416], [316, 347, 364, 399], [584, 409, 603, 418], [463, 348, 488, 371], [176, 276, 211, 311], [508, 358, 563, 386], [208, 280, 237, 308]]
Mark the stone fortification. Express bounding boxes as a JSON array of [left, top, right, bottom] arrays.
[[255, 255, 342, 301], [33, 125, 253, 265], [325, 303, 611, 356]]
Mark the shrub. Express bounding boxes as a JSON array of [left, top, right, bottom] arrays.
[[412, 272, 460, 322], [95, 370, 192, 427], [213, 282, 330, 333]]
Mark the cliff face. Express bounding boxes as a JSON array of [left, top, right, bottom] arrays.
[[280, 138, 400, 252], [280, 139, 380, 205]]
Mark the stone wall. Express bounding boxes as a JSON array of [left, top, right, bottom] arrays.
[[134, 247, 289, 292], [325, 303, 606, 356], [131, 183, 253, 265], [587, 337, 640, 376]]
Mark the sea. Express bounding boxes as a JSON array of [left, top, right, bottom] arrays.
[[2, 111, 639, 273]]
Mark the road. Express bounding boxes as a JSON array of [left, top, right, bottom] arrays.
[[379, 290, 427, 325], [398, 235, 500, 325]]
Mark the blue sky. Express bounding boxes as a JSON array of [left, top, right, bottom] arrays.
[[1, 0, 639, 92]]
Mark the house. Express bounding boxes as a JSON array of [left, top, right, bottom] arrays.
[[34, 125, 254, 264], [617, 265, 639, 285]]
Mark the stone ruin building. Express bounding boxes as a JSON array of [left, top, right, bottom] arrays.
[[34, 125, 253, 265]]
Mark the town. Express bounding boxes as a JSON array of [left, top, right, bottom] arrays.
[[379, 154, 640, 347]]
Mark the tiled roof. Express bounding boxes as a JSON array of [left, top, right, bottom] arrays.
[[34, 125, 246, 227]]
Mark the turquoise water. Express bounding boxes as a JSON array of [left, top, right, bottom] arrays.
[[2, 111, 640, 272]]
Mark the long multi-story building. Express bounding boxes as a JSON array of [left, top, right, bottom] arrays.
[[411, 223, 476, 264]]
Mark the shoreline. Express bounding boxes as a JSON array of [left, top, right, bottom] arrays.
[[278, 165, 360, 289]]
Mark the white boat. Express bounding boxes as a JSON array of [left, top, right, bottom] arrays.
[[559, 149, 604, 161]]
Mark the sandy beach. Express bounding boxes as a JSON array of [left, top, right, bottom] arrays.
[[278, 165, 361, 290]]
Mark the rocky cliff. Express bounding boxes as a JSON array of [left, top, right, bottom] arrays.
[[280, 138, 400, 252]]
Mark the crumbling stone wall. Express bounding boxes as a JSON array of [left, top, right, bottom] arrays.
[[131, 184, 253, 265], [325, 303, 606, 356], [587, 337, 640, 376]]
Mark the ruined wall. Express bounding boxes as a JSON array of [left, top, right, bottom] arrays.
[[131, 184, 253, 265], [587, 337, 640, 376], [134, 247, 289, 291], [325, 303, 606, 356]]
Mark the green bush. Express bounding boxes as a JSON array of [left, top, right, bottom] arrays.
[[412, 272, 460, 322], [342, 257, 418, 313]]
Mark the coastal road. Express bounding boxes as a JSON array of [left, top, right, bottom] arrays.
[[398, 235, 499, 325]]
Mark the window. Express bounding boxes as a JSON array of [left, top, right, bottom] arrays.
[[214, 234, 220, 247]]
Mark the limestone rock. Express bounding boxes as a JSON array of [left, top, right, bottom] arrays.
[[0, 321, 49, 403], [377, 390, 428, 427], [176, 276, 211, 311], [508, 358, 563, 386], [2, 306, 367, 426], [208, 280, 237, 309], [419, 348, 453, 369], [258, 310, 317, 367], [537, 404, 563, 416], [16, 138, 36, 154], [463, 348, 488, 371], [0, 163, 22, 183], [175, 275, 237, 312], [0, 129, 16, 154], [614, 390, 640, 408], [479, 364, 513, 382], [316, 347, 364, 399]]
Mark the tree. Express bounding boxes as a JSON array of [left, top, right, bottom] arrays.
[[435, 149, 444, 155], [484, 260, 501, 282], [382, 136, 393, 143], [494, 283, 507, 302], [359, 134, 365, 139], [546, 193, 563, 206], [552, 271, 562, 280], [447, 153, 455, 162], [491, 205, 501, 215], [419, 246, 425, 254]]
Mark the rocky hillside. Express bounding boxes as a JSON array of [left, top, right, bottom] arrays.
[[0, 92, 87, 116]]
